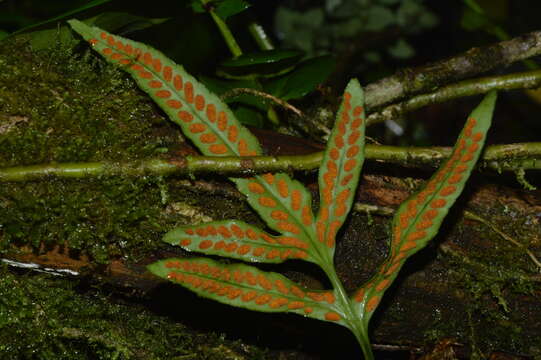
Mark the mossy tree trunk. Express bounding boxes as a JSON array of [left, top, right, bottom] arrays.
[[1, 37, 540, 360]]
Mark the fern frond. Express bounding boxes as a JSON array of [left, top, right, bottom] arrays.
[[315, 79, 366, 256], [164, 220, 312, 263], [352, 91, 497, 321], [149, 257, 345, 324]]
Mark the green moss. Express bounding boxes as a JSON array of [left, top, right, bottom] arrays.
[[0, 37, 287, 359], [0, 37, 259, 264], [0, 37, 181, 167], [0, 174, 257, 264], [0, 267, 269, 359], [436, 216, 541, 357]]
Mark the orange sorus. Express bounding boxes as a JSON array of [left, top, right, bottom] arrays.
[[276, 179, 289, 198], [325, 312, 341, 321], [184, 82, 194, 103]]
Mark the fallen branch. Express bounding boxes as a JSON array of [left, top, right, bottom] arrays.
[[366, 69, 541, 125], [364, 30, 541, 109], [1, 142, 539, 182]]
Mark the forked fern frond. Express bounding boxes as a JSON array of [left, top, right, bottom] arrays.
[[69, 19, 497, 359]]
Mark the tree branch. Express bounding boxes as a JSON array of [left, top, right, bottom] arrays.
[[367, 69, 541, 125], [1, 143, 539, 182], [363, 30, 541, 110], [221, 87, 304, 117]]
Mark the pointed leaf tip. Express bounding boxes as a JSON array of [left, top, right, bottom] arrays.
[[163, 220, 313, 264], [352, 91, 497, 320], [68, 18, 262, 158], [315, 78, 366, 252], [69, 18, 320, 265], [233, 173, 317, 259], [148, 257, 345, 325]]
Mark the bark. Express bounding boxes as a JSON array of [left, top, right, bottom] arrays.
[[363, 30, 541, 110]]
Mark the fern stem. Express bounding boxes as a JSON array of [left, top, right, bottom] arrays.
[[350, 321, 375, 360], [248, 22, 274, 51], [201, 0, 243, 57], [322, 264, 374, 360]]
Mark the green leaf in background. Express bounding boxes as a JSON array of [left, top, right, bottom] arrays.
[[7, 0, 113, 38], [190, 1, 206, 14], [199, 76, 267, 110], [199, 75, 256, 95], [190, 0, 251, 19], [265, 55, 335, 100], [274, 7, 325, 55], [364, 5, 395, 32], [396, 0, 439, 31], [464, 0, 485, 13], [219, 49, 304, 78], [214, 0, 252, 20], [27, 12, 169, 51], [221, 50, 303, 67], [233, 106, 265, 127], [460, 0, 508, 39], [387, 38, 415, 59], [461, 5, 490, 31]]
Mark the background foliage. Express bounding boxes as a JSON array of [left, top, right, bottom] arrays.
[[2, 0, 540, 142]]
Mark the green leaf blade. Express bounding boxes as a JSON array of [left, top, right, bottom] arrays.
[[163, 220, 313, 264], [266, 56, 336, 100], [315, 79, 366, 251], [214, 0, 252, 20], [233, 174, 317, 255], [68, 20, 317, 250], [148, 257, 346, 325], [8, 0, 113, 38], [352, 91, 497, 320], [68, 19, 262, 159], [220, 49, 303, 67]]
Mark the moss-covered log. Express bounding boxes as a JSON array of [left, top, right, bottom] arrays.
[[1, 37, 540, 360]]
